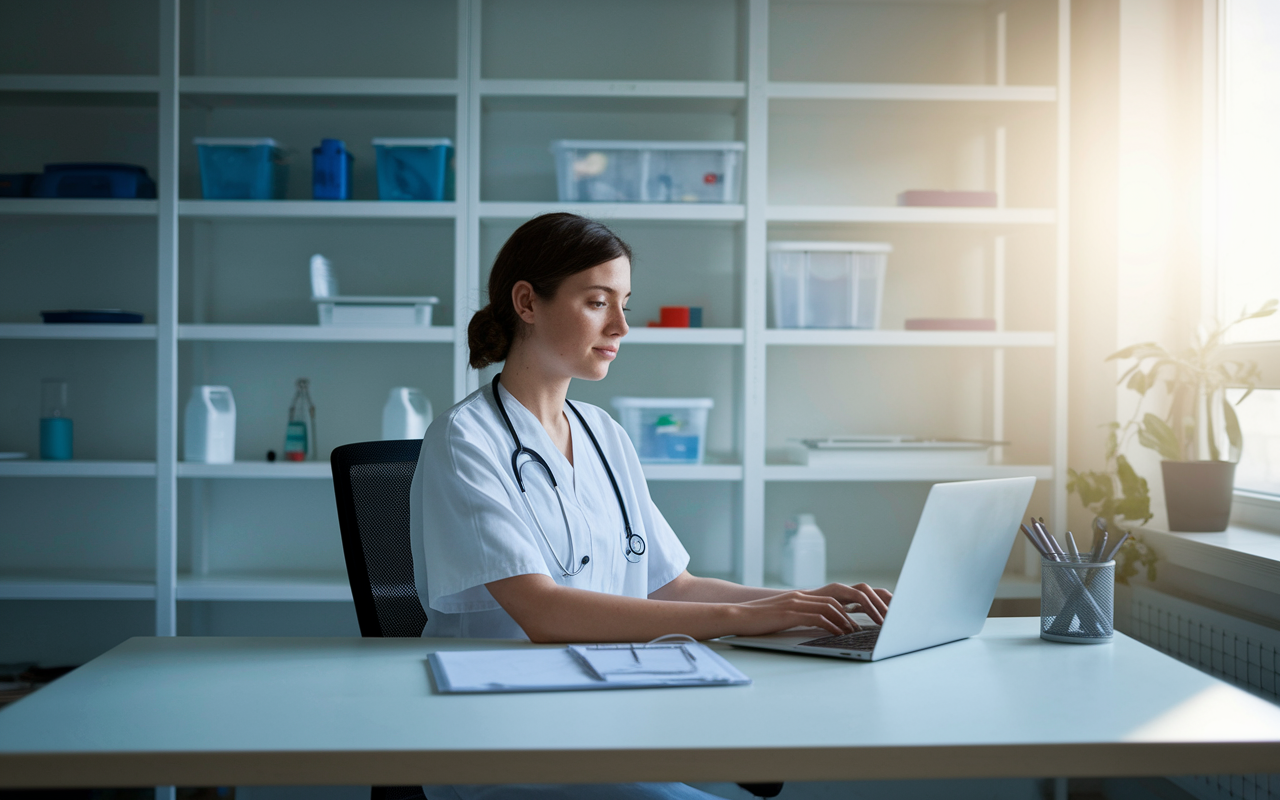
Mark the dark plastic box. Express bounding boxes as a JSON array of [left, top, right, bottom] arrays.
[[31, 164, 156, 199], [0, 173, 37, 197], [312, 139, 354, 200]]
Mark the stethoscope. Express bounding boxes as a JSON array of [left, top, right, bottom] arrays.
[[490, 374, 645, 577]]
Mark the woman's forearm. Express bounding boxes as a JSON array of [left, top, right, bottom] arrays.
[[487, 573, 740, 642], [648, 570, 785, 603]]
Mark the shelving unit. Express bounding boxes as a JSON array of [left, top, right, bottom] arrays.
[[0, 0, 1069, 651]]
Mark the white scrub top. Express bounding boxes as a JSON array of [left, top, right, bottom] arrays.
[[410, 381, 690, 640]]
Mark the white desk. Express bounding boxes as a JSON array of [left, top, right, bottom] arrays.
[[1, 618, 1279, 788]]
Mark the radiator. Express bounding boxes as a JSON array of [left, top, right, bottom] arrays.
[[1123, 585, 1280, 800]]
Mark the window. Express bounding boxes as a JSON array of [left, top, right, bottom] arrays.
[[1215, 1, 1280, 508]]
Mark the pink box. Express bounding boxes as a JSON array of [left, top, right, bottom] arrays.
[[897, 190, 998, 208], [905, 318, 997, 331]]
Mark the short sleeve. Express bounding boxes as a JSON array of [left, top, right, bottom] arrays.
[[416, 414, 552, 614], [639, 494, 689, 595]]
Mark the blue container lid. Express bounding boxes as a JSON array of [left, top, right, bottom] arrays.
[[313, 138, 352, 156], [372, 137, 452, 147], [194, 137, 281, 148]]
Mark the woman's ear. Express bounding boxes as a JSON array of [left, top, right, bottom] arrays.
[[511, 280, 537, 325]]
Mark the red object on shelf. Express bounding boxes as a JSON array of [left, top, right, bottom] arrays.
[[659, 306, 691, 327], [904, 318, 997, 331]]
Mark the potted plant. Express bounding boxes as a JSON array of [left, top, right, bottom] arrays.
[[1067, 428, 1157, 584], [1107, 300, 1276, 531]]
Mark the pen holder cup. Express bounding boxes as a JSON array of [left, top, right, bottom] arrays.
[[1040, 556, 1114, 644]]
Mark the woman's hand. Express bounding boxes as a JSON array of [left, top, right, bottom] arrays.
[[728, 591, 860, 637], [804, 582, 893, 625]]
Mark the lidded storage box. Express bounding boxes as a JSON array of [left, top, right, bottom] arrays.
[[373, 138, 453, 201], [194, 138, 288, 200], [611, 397, 714, 464], [552, 140, 743, 203], [768, 241, 891, 329]]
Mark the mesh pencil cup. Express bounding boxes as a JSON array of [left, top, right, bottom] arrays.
[[1040, 556, 1114, 644]]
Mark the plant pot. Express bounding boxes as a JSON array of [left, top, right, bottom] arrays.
[[1161, 460, 1237, 532]]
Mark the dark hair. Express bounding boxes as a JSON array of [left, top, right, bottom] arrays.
[[468, 213, 632, 369]]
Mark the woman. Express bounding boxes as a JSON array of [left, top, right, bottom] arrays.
[[410, 213, 890, 798]]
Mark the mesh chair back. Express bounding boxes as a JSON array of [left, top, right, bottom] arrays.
[[331, 439, 428, 638]]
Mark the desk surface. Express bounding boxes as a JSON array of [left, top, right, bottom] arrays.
[[2, 618, 1279, 787]]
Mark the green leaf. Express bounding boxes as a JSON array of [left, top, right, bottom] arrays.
[[1224, 398, 1243, 461], [1138, 413, 1184, 462]]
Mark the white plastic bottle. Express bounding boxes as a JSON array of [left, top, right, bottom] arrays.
[[781, 513, 827, 588], [183, 385, 236, 464], [382, 387, 431, 440]]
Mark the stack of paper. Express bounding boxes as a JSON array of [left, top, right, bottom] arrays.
[[787, 436, 1002, 467], [429, 642, 749, 694]]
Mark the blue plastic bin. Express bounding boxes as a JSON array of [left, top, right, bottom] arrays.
[[373, 138, 453, 201], [195, 138, 288, 200], [312, 139, 354, 200], [31, 163, 156, 199]]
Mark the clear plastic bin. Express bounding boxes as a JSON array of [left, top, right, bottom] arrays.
[[611, 397, 713, 464], [768, 241, 892, 329], [194, 138, 288, 200], [373, 138, 453, 201], [552, 140, 743, 203]]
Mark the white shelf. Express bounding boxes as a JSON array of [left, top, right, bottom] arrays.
[[763, 330, 1055, 347], [763, 464, 1054, 482], [0, 571, 156, 600], [768, 82, 1056, 103], [179, 76, 459, 97], [0, 460, 156, 478], [0, 74, 159, 93], [480, 79, 745, 98], [480, 202, 745, 222], [178, 200, 457, 219], [624, 328, 743, 345], [643, 463, 742, 481], [177, 461, 331, 479], [0, 199, 158, 216], [763, 572, 1042, 601], [176, 572, 352, 602], [177, 324, 455, 343], [0, 324, 156, 340], [766, 205, 1056, 225]]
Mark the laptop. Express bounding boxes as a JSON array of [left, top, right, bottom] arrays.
[[723, 476, 1036, 661]]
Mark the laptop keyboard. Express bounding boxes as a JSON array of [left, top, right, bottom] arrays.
[[799, 626, 882, 651]]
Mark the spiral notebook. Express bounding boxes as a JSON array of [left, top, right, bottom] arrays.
[[428, 641, 750, 694]]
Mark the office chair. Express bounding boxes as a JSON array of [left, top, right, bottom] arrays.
[[331, 439, 783, 800]]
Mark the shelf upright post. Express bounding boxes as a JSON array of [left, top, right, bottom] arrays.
[[1052, 0, 1072, 541], [453, 0, 481, 402], [739, 0, 769, 586], [155, 0, 181, 639]]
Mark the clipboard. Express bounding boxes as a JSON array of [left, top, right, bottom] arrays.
[[429, 641, 750, 694]]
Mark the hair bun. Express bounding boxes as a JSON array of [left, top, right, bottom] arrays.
[[467, 304, 511, 369]]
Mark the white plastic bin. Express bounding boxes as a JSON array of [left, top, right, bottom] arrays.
[[768, 241, 892, 329], [552, 140, 743, 203], [611, 397, 713, 464]]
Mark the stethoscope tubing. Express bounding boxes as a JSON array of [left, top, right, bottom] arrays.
[[490, 374, 644, 575]]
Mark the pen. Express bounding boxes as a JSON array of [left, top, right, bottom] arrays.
[[1100, 530, 1131, 563], [1066, 531, 1079, 558], [1089, 520, 1108, 563], [1027, 519, 1058, 560], [1021, 523, 1051, 558], [1035, 518, 1065, 557]]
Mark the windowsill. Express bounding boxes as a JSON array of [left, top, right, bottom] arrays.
[[1137, 524, 1280, 596]]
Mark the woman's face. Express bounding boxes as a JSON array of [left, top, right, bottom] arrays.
[[516, 256, 631, 382]]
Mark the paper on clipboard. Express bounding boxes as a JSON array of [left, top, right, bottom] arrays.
[[428, 642, 750, 694]]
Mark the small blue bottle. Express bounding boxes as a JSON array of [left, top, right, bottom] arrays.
[[312, 139, 354, 200], [40, 379, 73, 460]]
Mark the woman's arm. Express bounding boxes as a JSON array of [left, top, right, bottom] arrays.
[[485, 573, 866, 643]]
